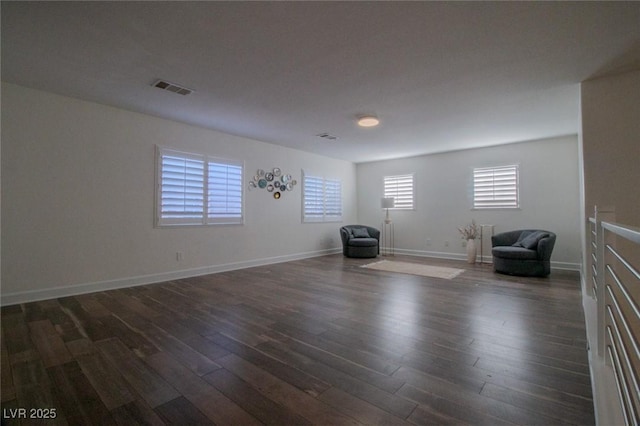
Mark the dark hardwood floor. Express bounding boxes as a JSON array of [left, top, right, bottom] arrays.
[[1, 255, 594, 425]]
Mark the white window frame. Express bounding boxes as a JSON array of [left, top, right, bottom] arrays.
[[473, 165, 519, 209], [383, 174, 415, 210], [156, 146, 244, 226], [302, 170, 343, 223]]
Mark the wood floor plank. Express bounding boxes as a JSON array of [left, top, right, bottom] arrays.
[[110, 399, 166, 426], [480, 381, 595, 425], [39, 299, 86, 342], [10, 357, 70, 425], [27, 320, 73, 368], [473, 356, 593, 397], [2, 311, 36, 355], [397, 383, 514, 426], [116, 313, 220, 376], [216, 353, 362, 425], [65, 338, 97, 357], [190, 308, 273, 347], [0, 255, 595, 425], [318, 386, 411, 425], [144, 350, 260, 425], [207, 332, 331, 397], [11, 358, 50, 389], [203, 368, 312, 425], [74, 351, 137, 410], [74, 294, 113, 318], [398, 349, 486, 394], [1, 329, 16, 402], [407, 404, 471, 426], [98, 315, 160, 358], [268, 329, 405, 393], [464, 337, 590, 373], [94, 338, 180, 408], [57, 297, 115, 342], [13, 383, 70, 426], [47, 361, 115, 425], [22, 302, 48, 322], [392, 366, 570, 425], [144, 310, 232, 362], [270, 320, 403, 377], [256, 339, 417, 419], [154, 396, 211, 425]]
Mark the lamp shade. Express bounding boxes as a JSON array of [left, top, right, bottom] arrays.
[[381, 197, 395, 209]]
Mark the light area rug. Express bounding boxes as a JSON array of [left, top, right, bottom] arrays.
[[361, 260, 464, 280]]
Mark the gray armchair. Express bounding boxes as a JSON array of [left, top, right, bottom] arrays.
[[491, 229, 556, 277], [340, 225, 380, 258]]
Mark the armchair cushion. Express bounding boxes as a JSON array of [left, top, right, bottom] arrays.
[[348, 237, 378, 247], [351, 227, 371, 238], [513, 231, 550, 250], [493, 246, 538, 260]]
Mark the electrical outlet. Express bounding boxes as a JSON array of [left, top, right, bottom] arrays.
[[444, 240, 449, 247], [426, 238, 432, 246], [462, 240, 467, 247], [176, 251, 183, 261]]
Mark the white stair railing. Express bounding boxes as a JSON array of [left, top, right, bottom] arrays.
[[589, 210, 640, 425]]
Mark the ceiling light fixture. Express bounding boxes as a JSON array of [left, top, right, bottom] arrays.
[[357, 115, 380, 127]]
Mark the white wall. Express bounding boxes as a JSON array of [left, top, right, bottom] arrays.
[[579, 69, 640, 426], [1, 83, 357, 304], [357, 135, 582, 268], [582, 69, 640, 228]]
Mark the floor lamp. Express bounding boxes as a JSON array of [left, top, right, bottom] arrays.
[[380, 197, 395, 255], [381, 197, 395, 223]]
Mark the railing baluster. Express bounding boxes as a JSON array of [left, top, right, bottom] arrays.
[[589, 213, 639, 425]]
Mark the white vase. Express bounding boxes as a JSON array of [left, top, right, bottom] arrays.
[[466, 238, 477, 264]]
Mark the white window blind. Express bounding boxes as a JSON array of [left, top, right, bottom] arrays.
[[324, 178, 343, 221], [159, 151, 205, 224], [384, 174, 415, 210], [303, 175, 324, 221], [302, 172, 343, 222], [157, 147, 243, 226], [473, 165, 519, 209], [207, 161, 243, 223]]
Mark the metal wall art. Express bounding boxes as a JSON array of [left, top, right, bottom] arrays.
[[248, 167, 297, 199]]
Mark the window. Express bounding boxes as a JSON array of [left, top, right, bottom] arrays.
[[384, 174, 415, 210], [302, 171, 342, 222], [207, 161, 243, 223], [156, 147, 243, 226], [473, 165, 519, 209]]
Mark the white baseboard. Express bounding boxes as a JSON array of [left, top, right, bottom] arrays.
[[0, 248, 341, 306], [548, 260, 581, 271], [392, 248, 469, 261], [391, 248, 581, 271], [1, 247, 581, 306]]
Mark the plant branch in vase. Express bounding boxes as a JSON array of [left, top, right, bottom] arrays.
[[458, 220, 478, 264]]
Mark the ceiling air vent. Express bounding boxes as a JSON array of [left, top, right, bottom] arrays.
[[152, 79, 194, 96], [316, 132, 338, 141]]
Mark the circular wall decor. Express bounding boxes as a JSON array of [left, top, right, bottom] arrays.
[[249, 167, 296, 199]]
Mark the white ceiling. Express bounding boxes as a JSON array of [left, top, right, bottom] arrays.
[[2, 1, 639, 163]]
